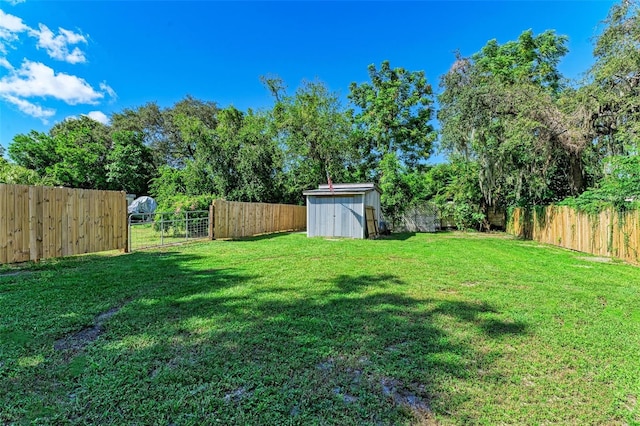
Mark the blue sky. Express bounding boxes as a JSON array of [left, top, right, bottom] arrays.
[[0, 0, 615, 159]]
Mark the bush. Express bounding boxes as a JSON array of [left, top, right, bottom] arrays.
[[559, 155, 640, 213], [154, 194, 216, 236], [155, 193, 216, 214], [439, 201, 486, 231]]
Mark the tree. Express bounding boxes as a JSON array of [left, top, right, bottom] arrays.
[[438, 30, 584, 210], [111, 102, 167, 166], [47, 116, 112, 189], [8, 130, 58, 176], [266, 78, 356, 203], [111, 96, 219, 168], [418, 160, 486, 230], [378, 152, 411, 227], [149, 165, 188, 204], [228, 111, 282, 202], [589, 0, 640, 156], [0, 145, 43, 185], [150, 105, 282, 204], [9, 117, 113, 189], [170, 111, 219, 196], [106, 131, 156, 195], [348, 60, 436, 178], [165, 96, 219, 165], [0, 162, 44, 185]]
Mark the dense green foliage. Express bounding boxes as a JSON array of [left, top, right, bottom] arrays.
[[349, 60, 436, 177], [559, 155, 640, 213], [590, 0, 640, 157], [2, 233, 640, 424], [6, 117, 156, 193], [4, 0, 639, 222], [0, 143, 45, 185], [266, 78, 355, 204], [106, 131, 155, 195], [436, 1, 640, 216], [438, 30, 580, 210]]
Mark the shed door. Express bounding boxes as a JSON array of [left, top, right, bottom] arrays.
[[310, 195, 364, 238], [333, 195, 363, 238]]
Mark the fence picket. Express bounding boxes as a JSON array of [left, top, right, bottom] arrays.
[[211, 200, 306, 239], [0, 184, 126, 264], [0, 186, 6, 264], [508, 205, 639, 265]]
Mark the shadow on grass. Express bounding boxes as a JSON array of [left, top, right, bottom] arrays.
[[219, 231, 304, 242], [378, 232, 417, 241], [0, 249, 262, 423], [1, 250, 528, 425]]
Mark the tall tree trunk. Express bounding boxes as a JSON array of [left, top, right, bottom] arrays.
[[569, 153, 585, 195]]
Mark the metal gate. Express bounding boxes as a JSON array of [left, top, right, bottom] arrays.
[[128, 210, 210, 251]]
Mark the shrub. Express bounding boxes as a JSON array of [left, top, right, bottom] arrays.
[[154, 194, 216, 237], [559, 155, 640, 213]]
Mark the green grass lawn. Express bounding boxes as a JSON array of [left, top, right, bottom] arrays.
[[1, 232, 639, 425]]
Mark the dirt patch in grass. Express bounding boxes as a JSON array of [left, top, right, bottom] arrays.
[[624, 394, 637, 414], [223, 386, 253, 404], [380, 377, 432, 412], [440, 232, 512, 240], [54, 305, 123, 352], [576, 256, 612, 263], [315, 355, 433, 419]]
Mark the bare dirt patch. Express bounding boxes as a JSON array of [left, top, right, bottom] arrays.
[[380, 377, 431, 412], [54, 305, 122, 352], [440, 232, 513, 240], [576, 256, 612, 263], [315, 355, 433, 419], [224, 386, 253, 404]]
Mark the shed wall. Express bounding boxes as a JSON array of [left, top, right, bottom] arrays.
[[364, 190, 381, 224], [307, 195, 365, 238]]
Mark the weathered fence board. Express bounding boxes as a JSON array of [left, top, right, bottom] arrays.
[[213, 200, 306, 239], [0, 184, 127, 264], [508, 205, 639, 265]]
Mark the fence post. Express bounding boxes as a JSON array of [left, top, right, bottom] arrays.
[[209, 203, 214, 240], [185, 211, 189, 241], [123, 192, 130, 253]]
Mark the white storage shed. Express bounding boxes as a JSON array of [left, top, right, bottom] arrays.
[[303, 183, 382, 239]]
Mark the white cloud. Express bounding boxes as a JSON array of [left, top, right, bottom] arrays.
[[0, 9, 29, 52], [30, 23, 87, 64], [0, 60, 104, 104], [2, 94, 55, 123], [59, 28, 85, 44], [84, 110, 109, 125], [0, 0, 27, 5], [0, 11, 116, 124], [99, 81, 117, 100], [0, 9, 27, 32], [0, 56, 12, 70], [0, 11, 88, 64]]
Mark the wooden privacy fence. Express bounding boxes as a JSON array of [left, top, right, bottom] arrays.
[[213, 200, 306, 239], [0, 184, 127, 264], [508, 206, 639, 265]]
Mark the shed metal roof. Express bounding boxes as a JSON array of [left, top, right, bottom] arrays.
[[303, 182, 380, 196]]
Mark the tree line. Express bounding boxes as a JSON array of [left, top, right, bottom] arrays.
[[2, 0, 639, 228]]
